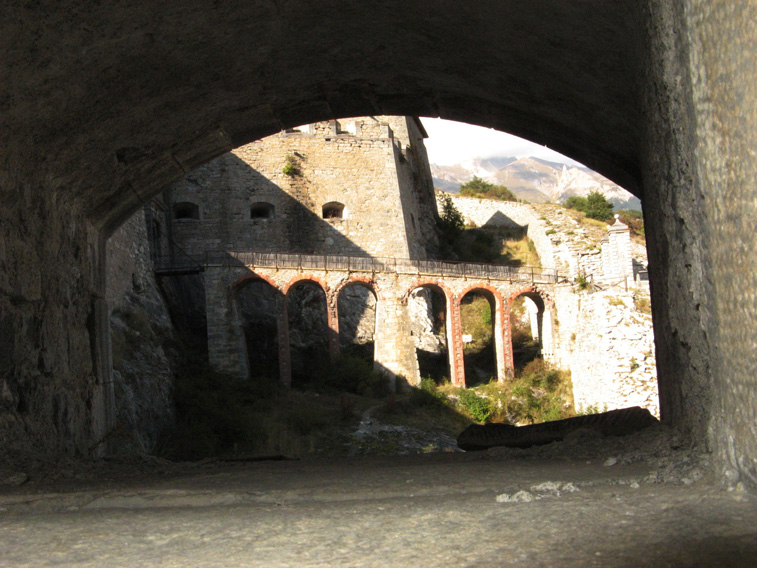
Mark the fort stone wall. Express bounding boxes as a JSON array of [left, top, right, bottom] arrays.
[[166, 117, 439, 263]]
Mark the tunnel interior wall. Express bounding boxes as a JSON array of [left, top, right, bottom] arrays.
[[641, 0, 757, 488], [0, 183, 103, 456], [686, 1, 757, 488]]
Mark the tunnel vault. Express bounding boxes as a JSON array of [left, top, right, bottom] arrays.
[[1, 1, 755, 489]]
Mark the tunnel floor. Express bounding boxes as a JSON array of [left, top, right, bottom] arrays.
[[1, 429, 756, 567]]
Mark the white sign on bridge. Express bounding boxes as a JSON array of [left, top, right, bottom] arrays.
[[462, 334, 473, 343]]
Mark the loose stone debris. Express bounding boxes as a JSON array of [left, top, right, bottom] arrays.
[[496, 481, 580, 503]]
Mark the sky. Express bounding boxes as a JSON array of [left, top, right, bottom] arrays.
[[420, 117, 582, 167]]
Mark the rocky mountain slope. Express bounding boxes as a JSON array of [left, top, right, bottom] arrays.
[[431, 157, 641, 210]]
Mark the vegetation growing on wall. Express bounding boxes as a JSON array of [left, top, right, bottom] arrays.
[[282, 154, 301, 177], [460, 176, 518, 202]]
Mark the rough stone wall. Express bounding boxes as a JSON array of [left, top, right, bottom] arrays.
[[437, 193, 558, 269], [639, 1, 715, 450], [552, 287, 659, 417], [166, 116, 439, 263], [683, 1, 757, 488], [439, 193, 647, 282], [436, 192, 658, 415], [105, 206, 178, 454], [0, 191, 107, 456], [106, 208, 154, 311]]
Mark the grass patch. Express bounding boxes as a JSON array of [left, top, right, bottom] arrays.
[[633, 292, 652, 315], [433, 359, 574, 426], [441, 224, 541, 267]]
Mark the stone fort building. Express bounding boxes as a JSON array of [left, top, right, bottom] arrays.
[[107, 116, 446, 395], [160, 115, 440, 264]]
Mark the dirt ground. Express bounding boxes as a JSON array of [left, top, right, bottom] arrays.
[[1, 426, 756, 567]]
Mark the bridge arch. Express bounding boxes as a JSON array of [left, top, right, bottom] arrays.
[[403, 280, 460, 385], [458, 284, 507, 385], [282, 274, 330, 297], [333, 277, 379, 365], [284, 277, 331, 386], [401, 280, 453, 306], [230, 272, 287, 384], [233, 272, 282, 293], [333, 276, 383, 302], [507, 286, 557, 371]]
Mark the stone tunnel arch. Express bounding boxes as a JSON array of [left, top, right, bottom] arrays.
[[82, 3, 648, 240], [4, 2, 753, 485]]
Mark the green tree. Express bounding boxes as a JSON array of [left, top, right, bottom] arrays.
[[564, 191, 614, 222], [439, 194, 464, 235], [460, 176, 517, 202]]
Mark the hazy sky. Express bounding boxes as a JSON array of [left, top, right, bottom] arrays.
[[420, 117, 581, 167]]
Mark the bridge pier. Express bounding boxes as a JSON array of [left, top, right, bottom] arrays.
[[447, 298, 466, 387], [326, 300, 340, 365], [275, 294, 292, 387], [492, 296, 508, 383], [373, 295, 420, 389], [205, 267, 250, 381]]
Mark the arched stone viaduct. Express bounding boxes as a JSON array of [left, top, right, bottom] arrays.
[[0, 1, 754, 487], [207, 262, 557, 388]]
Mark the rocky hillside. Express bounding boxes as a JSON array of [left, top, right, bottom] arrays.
[[431, 157, 641, 210]]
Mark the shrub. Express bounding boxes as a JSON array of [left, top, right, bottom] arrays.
[[161, 357, 271, 460], [322, 354, 390, 397], [617, 209, 645, 237], [633, 292, 652, 315], [460, 176, 517, 202], [576, 273, 590, 291], [564, 191, 614, 222], [458, 389, 493, 423], [282, 154, 300, 177]]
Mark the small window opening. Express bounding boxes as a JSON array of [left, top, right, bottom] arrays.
[[322, 202, 345, 219], [251, 202, 275, 220], [173, 202, 200, 220]]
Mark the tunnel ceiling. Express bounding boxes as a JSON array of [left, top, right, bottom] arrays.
[[1, 1, 643, 234]]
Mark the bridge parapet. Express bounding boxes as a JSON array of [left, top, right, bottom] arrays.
[[200, 250, 560, 285]]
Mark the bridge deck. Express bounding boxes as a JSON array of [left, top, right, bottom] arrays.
[[166, 251, 563, 284]]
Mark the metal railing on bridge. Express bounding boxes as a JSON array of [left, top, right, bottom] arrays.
[[198, 250, 561, 284]]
